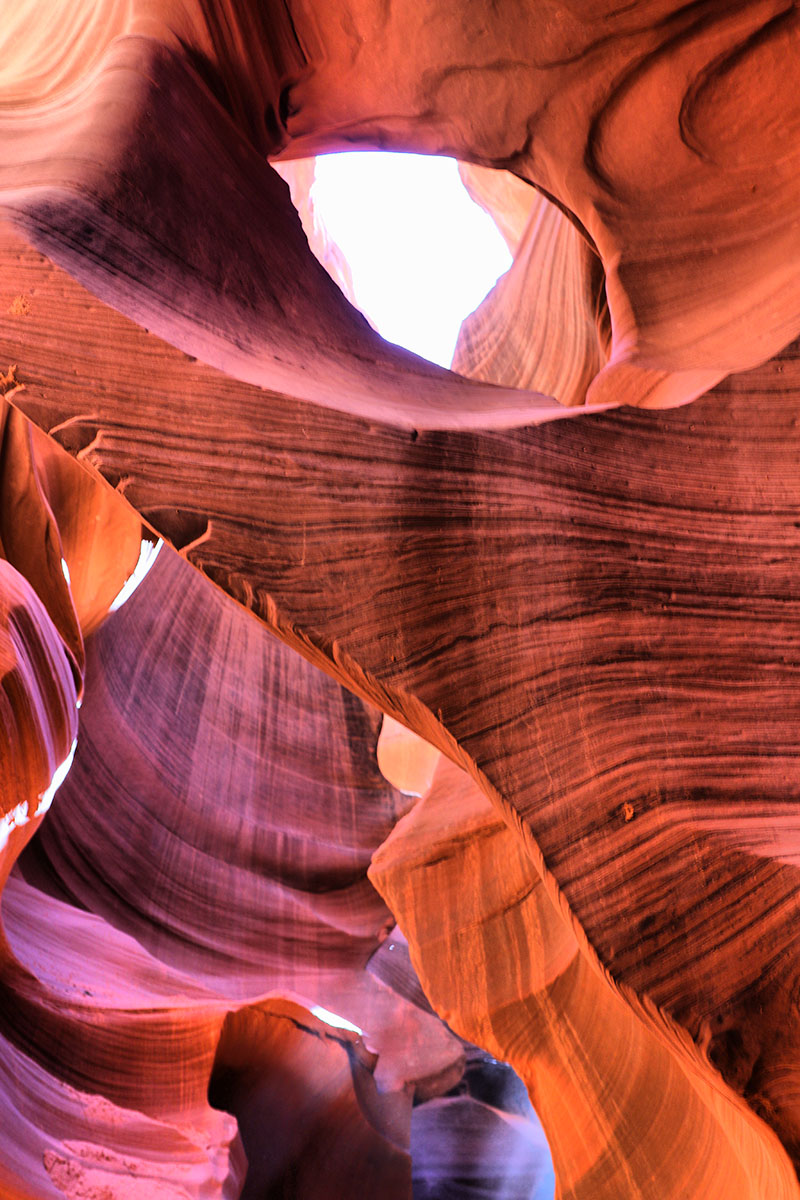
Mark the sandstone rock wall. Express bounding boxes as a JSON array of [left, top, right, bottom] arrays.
[[2, 2, 800, 1196]]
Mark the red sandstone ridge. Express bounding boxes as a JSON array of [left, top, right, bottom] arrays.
[[2, 2, 800, 1197]]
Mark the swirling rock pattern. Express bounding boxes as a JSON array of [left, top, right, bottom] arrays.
[[2, 2, 800, 1197], [371, 758, 800, 1199], [452, 181, 608, 406], [4, 0, 800, 412]]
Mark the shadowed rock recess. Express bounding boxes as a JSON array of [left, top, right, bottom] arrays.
[[1, 1, 800, 1196]]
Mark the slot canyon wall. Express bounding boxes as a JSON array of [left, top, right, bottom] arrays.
[[1, 1, 800, 1196]]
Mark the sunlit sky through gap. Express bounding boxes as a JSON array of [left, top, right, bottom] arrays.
[[311, 152, 513, 368]]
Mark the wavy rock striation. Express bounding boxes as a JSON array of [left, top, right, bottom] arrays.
[[2, 2, 800, 1197], [372, 758, 800, 1199], [4, 0, 800, 413]]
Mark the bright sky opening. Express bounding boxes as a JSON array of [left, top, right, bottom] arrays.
[[311, 152, 512, 368]]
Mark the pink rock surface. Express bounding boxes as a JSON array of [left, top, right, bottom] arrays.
[[3, 3, 800, 1196]]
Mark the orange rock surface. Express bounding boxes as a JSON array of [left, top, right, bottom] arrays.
[[2, 3, 800, 1197]]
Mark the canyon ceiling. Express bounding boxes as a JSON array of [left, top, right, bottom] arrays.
[[1, 1, 800, 1196]]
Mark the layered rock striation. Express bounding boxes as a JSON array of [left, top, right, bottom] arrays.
[[2, 2, 800, 1197]]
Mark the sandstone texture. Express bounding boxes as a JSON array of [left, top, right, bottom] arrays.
[[1, 2, 800, 1197]]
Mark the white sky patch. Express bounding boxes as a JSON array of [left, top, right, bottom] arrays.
[[0, 802, 29, 852], [36, 737, 78, 817], [108, 538, 163, 614], [311, 152, 512, 367], [310, 1005, 363, 1034], [61, 557, 71, 587], [0, 736, 80, 851]]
